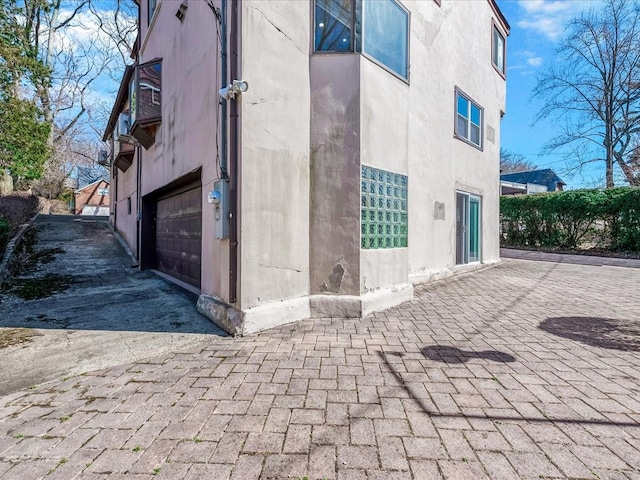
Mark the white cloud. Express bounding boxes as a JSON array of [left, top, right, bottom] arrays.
[[516, 0, 600, 41], [508, 50, 544, 74], [527, 56, 543, 67]]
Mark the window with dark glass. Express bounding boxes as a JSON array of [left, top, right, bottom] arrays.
[[315, 0, 353, 52], [455, 89, 483, 149], [314, 0, 410, 80], [492, 25, 505, 75], [148, 0, 158, 26]]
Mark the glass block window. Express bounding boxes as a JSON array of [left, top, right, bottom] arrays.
[[361, 166, 408, 249]]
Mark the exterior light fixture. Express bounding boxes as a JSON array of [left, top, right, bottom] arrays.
[[176, 1, 187, 22], [219, 80, 249, 100]]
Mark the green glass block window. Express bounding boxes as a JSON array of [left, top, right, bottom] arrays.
[[361, 165, 408, 249]]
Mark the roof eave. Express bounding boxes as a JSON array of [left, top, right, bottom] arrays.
[[489, 0, 510, 34], [102, 65, 135, 142]]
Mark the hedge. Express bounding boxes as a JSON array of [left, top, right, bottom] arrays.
[[500, 187, 640, 252]]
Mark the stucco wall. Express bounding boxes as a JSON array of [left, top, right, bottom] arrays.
[[359, 56, 411, 293], [310, 54, 361, 296], [239, 1, 311, 311], [114, 161, 138, 254], [138, 0, 227, 299], [410, 0, 504, 279], [356, 0, 506, 290]]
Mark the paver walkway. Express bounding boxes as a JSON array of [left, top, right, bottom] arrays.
[[1, 258, 639, 479]]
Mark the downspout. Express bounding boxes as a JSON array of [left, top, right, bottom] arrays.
[[219, 0, 228, 180], [136, 145, 142, 262], [228, 0, 239, 304]]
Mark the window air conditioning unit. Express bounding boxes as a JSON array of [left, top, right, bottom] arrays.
[[97, 150, 110, 166], [115, 112, 130, 140]]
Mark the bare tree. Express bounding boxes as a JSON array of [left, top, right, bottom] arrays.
[[500, 148, 537, 174], [533, 0, 640, 187], [5, 0, 135, 197]]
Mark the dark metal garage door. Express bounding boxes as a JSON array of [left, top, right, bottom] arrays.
[[155, 186, 202, 288]]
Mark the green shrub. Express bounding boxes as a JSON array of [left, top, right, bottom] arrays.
[[500, 187, 640, 253]]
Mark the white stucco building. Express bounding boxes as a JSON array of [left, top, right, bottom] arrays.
[[104, 0, 509, 335]]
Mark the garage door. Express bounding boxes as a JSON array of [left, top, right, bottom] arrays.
[[155, 186, 202, 288]]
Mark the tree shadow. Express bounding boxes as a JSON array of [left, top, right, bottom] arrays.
[[540, 317, 640, 352], [421, 345, 516, 364]]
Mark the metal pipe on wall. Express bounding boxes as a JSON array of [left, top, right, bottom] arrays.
[[228, 0, 239, 304]]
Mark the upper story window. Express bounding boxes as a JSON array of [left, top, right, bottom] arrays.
[[455, 89, 483, 149], [492, 24, 506, 76], [315, 0, 353, 52], [148, 0, 158, 27], [363, 0, 409, 79], [130, 59, 162, 149], [314, 0, 410, 80]]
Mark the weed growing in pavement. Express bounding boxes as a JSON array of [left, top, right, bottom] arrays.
[[6, 274, 75, 300], [153, 467, 161, 475], [133, 446, 141, 452]]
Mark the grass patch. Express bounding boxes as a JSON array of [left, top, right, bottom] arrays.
[[0, 328, 41, 349], [6, 273, 74, 300]]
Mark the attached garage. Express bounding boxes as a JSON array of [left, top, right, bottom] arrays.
[[155, 185, 202, 288]]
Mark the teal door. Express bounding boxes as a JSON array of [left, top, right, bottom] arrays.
[[456, 193, 481, 265]]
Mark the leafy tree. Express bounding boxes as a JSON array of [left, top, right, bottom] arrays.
[[0, 98, 51, 181], [500, 148, 537, 174], [533, 0, 640, 188], [0, 0, 51, 183], [1, 0, 135, 194]]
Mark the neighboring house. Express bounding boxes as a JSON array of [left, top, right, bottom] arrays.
[[500, 169, 566, 195], [77, 165, 110, 190], [74, 180, 110, 216], [103, 0, 509, 335]]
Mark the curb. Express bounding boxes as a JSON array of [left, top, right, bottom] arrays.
[[0, 212, 40, 286], [108, 221, 139, 267]]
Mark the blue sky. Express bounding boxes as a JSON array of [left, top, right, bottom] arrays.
[[496, 0, 606, 189]]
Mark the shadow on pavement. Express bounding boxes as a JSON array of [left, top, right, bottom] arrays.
[[379, 350, 640, 428], [540, 316, 640, 352], [421, 345, 516, 364]]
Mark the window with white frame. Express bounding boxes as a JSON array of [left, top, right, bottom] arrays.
[[314, 0, 410, 80], [492, 25, 505, 75], [455, 89, 483, 149]]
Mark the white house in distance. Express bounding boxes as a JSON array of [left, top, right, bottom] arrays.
[[103, 0, 509, 335]]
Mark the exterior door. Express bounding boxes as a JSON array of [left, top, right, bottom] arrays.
[[155, 186, 202, 288], [456, 192, 481, 265]]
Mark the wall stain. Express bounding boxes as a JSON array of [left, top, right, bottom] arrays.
[[321, 263, 346, 293]]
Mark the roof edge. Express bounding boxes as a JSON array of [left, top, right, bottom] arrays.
[[102, 65, 135, 142], [489, 0, 510, 34], [75, 179, 110, 194]]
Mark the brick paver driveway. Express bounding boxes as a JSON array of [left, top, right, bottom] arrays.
[[1, 258, 639, 479]]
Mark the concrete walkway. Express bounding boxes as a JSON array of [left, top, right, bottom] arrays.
[[0, 215, 225, 396], [1, 256, 639, 479]]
